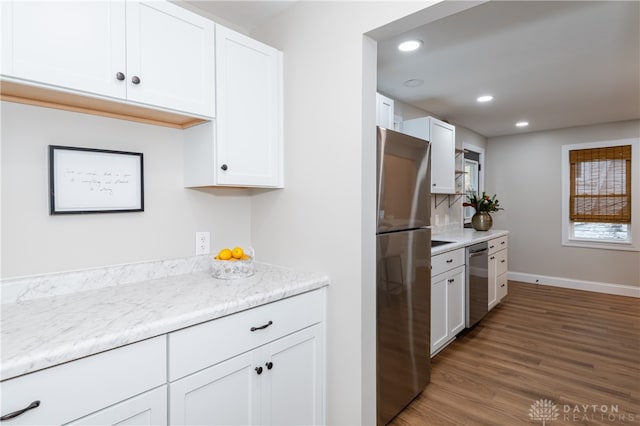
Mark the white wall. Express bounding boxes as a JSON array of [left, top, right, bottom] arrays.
[[248, 2, 455, 424], [1, 102, 251, 278], [486, 120, 640, 287]]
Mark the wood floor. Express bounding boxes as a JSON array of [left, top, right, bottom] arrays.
[[389, 281, 640, 425]]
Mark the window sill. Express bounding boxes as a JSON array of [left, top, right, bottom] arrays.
[[562, 238, 639, 252]]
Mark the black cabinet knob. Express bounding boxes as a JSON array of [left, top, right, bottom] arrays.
[[221, 164, 228, 171], [131, 76, 141, 85], [255, 366, 263, 375], [266, 362, 273, 370], [116, 72, 125, 81]]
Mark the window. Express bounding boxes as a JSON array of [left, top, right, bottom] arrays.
[[562, 139, 639, 251], [463, 147, 483, 224], [464, 158, 479, 222]]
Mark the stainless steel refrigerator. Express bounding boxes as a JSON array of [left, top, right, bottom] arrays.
[[376, 127, 431, 425]]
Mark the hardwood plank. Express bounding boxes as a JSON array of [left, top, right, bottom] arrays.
[[388, 281, 640, 425]]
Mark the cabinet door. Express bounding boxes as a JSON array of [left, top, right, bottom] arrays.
[[447, 266, 466, 337], [69, 386, 167, 426], [429, 118, 456, 194], [376, 93, 394, 129], [488, 253, 498, 310], [169, 351, 260, 426], [497, 272, 508, 301], [215, 25, 283, 187], [126, 1, 215, 117], [430, 274, 448, 355], [1, 1, 126, 98], [262, 325, 324, 426]]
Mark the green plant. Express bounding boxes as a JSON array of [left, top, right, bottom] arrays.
[[463, 191, 503, 213]]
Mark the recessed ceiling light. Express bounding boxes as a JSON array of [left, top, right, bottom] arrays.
[[398, 40, 423, 52], [516, 121, 529, 127], [477, 95, 493, 103], [404, 79, 424, 87]]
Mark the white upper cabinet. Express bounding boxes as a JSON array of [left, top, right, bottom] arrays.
[[184, 25, 283, 188], [376, 93, 394, 129], [1, 1, 126, 99], [215, 25, 282, 187], [402, 116, 456, 194], [1, 1, 215, 118], [125, 2, 215, 117]]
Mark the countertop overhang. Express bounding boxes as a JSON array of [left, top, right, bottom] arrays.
[[1, 263, 329, 381]]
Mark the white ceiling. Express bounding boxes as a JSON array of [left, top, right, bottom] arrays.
[[378, 1, 640, 137], [183, 1, 639, 138], [182, 1, 297, 30]]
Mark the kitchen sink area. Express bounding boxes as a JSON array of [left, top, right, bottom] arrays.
[[430, 240, 455, 248]]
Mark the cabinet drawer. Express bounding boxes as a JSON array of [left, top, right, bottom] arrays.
[[168, 289, 324, 381], [0, 336, 166, 426], [431, 248, 465, 276], [488, 236, 508, 254], [495, 249, 508, 276]]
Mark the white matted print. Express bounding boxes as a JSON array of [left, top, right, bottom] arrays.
[[49, 145, 144, 214]]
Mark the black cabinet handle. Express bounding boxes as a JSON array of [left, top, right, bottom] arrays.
[[489, 245, 495, 249], [266, 362, 273, 370], [255, 366, 263, 375], [116, 72, 125, 81], [1, 401, 40, 421], [490, 256, 495, 260], [501, 259, 506, 263], [250, 320, 273, 332], [501, 284, 505, 287], [446, 259, 453, 263], [131, 76, 141, 84], [220, 164, 228, 171], [501, 241, 506, 245], [447, 278, 455, 284]]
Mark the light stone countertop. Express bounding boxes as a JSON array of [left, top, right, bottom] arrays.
[[431, 228, 509, 255], [1, 263, 329, 381]]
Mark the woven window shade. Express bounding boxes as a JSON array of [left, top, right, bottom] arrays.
[[569, 145, 632, 223]]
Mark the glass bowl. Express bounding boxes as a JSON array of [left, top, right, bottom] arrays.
[[210, 247, 255, 279]]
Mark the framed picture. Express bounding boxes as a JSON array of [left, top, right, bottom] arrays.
[[49, 145, 144, 215]]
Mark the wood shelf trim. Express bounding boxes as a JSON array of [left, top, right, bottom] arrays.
[[1, 79, 208, 129]]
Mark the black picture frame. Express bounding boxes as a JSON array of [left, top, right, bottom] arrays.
[[49, 145, 144, 215]]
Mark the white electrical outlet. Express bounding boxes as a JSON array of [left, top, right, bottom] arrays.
[[195, 232, 210, 255]]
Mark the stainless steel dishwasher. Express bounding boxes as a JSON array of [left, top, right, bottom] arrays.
[[466, 242, 489, 327]]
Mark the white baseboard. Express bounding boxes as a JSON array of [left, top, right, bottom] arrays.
[[508, 271, 640, 298]]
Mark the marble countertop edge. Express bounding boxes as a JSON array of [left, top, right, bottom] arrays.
[[1, 265, 329, 381], [431, 228, 509, 255]]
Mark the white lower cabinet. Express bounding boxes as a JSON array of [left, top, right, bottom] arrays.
[[447, 267, 466, 338], [488, 235, 509, 310], [0, 337, 166, 425], [169, 325, 323, 426], [430, 248, 466, 356], [262, 326, 323, 425], [0, 291, 325, 426], [168, 289, 326, 426], [169, 351, 258, 425], [70, 386, 167, 426]]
